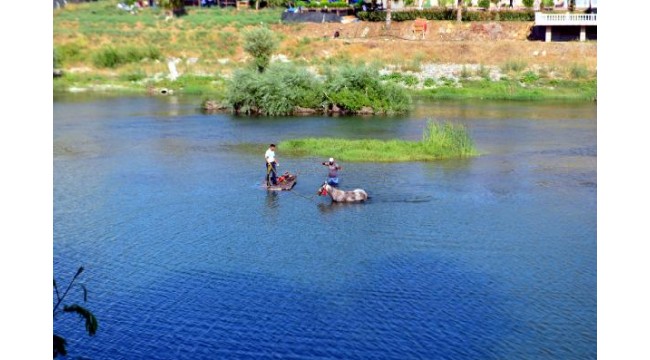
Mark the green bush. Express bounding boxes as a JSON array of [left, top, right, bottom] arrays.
[[226, 63, 323, 115], [225, 64, 411, 115], [478, 0, 490, 9], [402, 74, 419, 86], [522, 0, 534, 7], [243, 26, 278, 72], [423, 78, 436, 87], [324, 66, 411, 113], [520, 71, 539, 83]]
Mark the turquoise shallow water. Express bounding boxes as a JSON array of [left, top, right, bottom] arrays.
[[54, 95, 596, 359]]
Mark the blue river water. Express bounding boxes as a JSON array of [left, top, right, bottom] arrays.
[[54, 94, 596, 359]]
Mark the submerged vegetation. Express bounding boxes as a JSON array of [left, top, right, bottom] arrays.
[[279, 121, 477, 162]]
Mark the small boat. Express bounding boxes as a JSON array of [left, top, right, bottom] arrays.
[[265, 172, 297, 191]]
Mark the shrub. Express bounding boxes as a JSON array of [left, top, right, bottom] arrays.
[[226, 63, 323, 115], [324, 66, 411, 113], [520, 71, 539, 83], [423, 78, 436, 87], [92, 47, 122, 68], [243, 26, 278, 72], [402, 74, 419, 86], [522, 0, 534, 7], [438, 0, 451, 7], [478, 0, 490, 9]]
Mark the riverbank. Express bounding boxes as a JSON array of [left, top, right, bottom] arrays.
[[53, 2, 597, 102]]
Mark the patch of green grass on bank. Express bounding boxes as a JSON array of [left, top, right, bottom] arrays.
[[54, 72, 228, 96], [415, 79, 596, 101], [279, 121, 477, 162]]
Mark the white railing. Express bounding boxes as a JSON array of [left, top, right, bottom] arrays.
[[535, 12, 597, 26]]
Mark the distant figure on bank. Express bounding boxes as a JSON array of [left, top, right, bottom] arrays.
[[322, 157, 342, 187], [265, 144, 279, 186]]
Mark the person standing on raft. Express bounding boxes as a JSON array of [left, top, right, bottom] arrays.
[[321, 157, 342, 187], [265, 144, 279, 186]]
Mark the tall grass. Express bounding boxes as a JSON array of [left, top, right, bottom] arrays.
[[278, 120, 477, 162], [502, 60, 527, 73], [92, 46, 162, 68], [421, 121, 477, 158]]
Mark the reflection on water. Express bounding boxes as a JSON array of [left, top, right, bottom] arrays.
[[54, 95, 596, 359]]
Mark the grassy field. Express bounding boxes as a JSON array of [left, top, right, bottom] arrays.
[[53, 1, 597, 101]]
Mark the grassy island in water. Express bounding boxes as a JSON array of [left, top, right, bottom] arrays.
[[280, 121, 478, 162]]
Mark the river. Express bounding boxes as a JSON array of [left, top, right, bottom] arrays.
[[54, 94, 596, 359]]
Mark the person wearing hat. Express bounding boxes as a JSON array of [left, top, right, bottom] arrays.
[[265, 144, 279, 186], [321, 157, 342, 187]]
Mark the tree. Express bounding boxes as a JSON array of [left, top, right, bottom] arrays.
[[53, 266, 98, 358], [457, 0, 463, 22], [243, 27, 278, 73]]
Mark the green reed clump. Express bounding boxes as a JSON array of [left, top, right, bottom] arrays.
[[421, 121, 477, 158]]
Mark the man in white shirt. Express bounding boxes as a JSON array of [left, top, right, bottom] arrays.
[[265, 144, 279, 186]]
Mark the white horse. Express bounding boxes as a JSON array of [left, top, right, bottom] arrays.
[[317, 182, 368, 203]]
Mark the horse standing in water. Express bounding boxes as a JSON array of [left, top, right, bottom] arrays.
[[317, 183, 368, 203]]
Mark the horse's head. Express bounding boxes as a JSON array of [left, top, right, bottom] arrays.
[[317, 182, 329, 196]]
